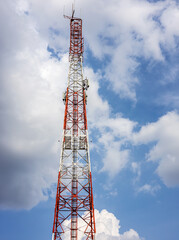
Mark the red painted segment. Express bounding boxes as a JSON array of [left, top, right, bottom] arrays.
[[63, 88, 69, 130], [70, 18, 84, 60]]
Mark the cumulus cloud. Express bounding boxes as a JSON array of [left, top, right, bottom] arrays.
[[13, 0, 179, 101], [0, 0, 134, 209], [96, 117, 136, 177], [133, 112, 179, 187], [101, 145, 129, 177], [97, 110, 179, 188], [62, 209, 142, 240], [0, 0, 69, 209], [84, 67, 110, 124], [95, 209, 141, 240], [84, 67, 136, 178], [1, 0, 179, 210], [78, 0, 179, 100]]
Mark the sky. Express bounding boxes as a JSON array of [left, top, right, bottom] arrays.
[[0, 0, 179, 239]]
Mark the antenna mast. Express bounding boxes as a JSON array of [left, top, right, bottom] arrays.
[[52, 8, 96, 240]]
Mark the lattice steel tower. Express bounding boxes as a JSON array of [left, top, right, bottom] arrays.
[[52, 10, 96, 240]]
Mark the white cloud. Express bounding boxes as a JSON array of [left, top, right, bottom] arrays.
[[62, 209, 142, 240], [133, 112, 179, 187], [93, 115, 135, 177], [95, 109, 179, 187], [0, 0, 135, 209], [94, 116, 136, 177], [137, 184, 161, 195], [12, 0, 179, 101], [84, 67, 110, 124], [158, 92, 179, 109], [160, 1, 179, 47], [1, 0, 179, 210], [84, 67, 136, 178], [101, 145, 129, 177], [0, 0, 69, 209], [78, 0, 179, 100], [131, 162, 141, 182]]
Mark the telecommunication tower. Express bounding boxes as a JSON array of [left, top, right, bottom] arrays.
[[52, 9, 96, 240]]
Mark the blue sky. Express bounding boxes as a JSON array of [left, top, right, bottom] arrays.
[[0, 0, 179, 239]]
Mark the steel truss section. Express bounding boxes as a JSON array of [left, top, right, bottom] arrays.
[[52, 16, 96, 240]]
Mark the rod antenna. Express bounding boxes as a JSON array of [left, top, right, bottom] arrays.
[[64, 2, 76, 19]]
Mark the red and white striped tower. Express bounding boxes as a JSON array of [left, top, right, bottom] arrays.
[[52, 10, 96, 240]]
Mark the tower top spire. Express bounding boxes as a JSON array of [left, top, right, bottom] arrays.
[[64, 2, 80, 20]]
